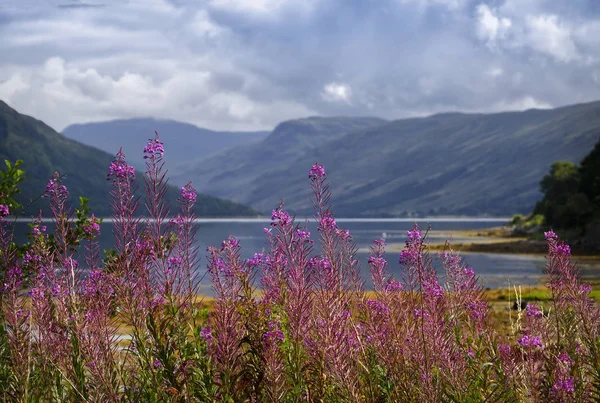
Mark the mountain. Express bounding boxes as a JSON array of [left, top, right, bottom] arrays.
[[62, 118, 269, 179], [172, 116, 388, 200], [0, 101, 258, 217], [176, 102, 600, 217]]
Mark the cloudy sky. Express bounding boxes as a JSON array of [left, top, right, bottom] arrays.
[[1, 0, 600, 132]]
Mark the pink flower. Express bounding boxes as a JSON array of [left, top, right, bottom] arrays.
[[518, 335, 543, 348], [308, 162, 326, 179], [180, 182, 197, 203]]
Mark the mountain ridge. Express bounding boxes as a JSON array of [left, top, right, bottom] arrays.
[[62, 117, 270, 180], [0, 100, 259, 217], [176, 100, 600, 217]]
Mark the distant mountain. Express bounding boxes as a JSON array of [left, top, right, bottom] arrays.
[[0, 101, 259, 217], [62, 118, 269, 180], [176, 102, 600, 217], [173, 116, 388, 200]]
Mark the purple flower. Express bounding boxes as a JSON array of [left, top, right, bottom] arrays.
[[212, 256, 233, 276], [200, 327, 212, 342], [271, 209, 291, 227], [170, 215, 185, 226], [28, 287, 44, 300], [180, 183, 197, 203], [369, 256, 386, 266], [295, 229, 311, 240], [64, 258, 78, 270], [308, 162, 326, 179], [153, 359, 163, 368], [407, 228, 422, 241], [52, 284, 63, 297], [423, 279, 444, 299], [557, 351, 571, 364], [135, 238, 156, 258], [168, 256, 183, 267], [144, 135, 165, 159], [525, 304, 543, 318], [44, 178, 69, 198], [318, 211, 337, 231], [31, 225, 48, 236], [3, 266, 23, 290], [399, 249, 418, 265], [336, 228, 352, 240], [247, 253, 264, 267], [151, 296, 165, 309], [23, 251, 42, 267], [263, 321, 285, 346], [553, 377, 575, 393], [82, 216, 101, 235], [107, 161, 135, 180], [0, 204, 9, 217], [555, 243, 571, 256], [463, 267, 475, 277], [384, 279, 403, 292], [308, 256, 331, 272], [366, 299, 391, 316], [468, 300, 487, 321], [45, 179, 56, 194], [221, 236, 239, 249], [498, 344, 511, 356], [518, 335, 543, 348], [544, 230, 557, 240]]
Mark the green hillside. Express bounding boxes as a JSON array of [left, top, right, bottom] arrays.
[[0, 100, 258, 217], [173, 116, 388, 199], [178, 101, 600, 217]]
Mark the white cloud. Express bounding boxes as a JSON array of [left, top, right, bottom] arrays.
[[208, 0, 318, 18], [525, 15, 580, 62], [1, 0, 599, 133], [398, 0, 468, 10], [493, 96, 553, 111], [486, 67, 504, 78], [189, 10, 227, 38], [0, 56, 316, 131], [475, 4, 512, 46], [0, 74, 29, 99], [321, 82, 352, 103]]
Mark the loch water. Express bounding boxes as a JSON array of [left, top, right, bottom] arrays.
[[10, 218, 600, 294]]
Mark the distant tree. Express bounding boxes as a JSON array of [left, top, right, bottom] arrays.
[[534, 161, 582, 229], [534, 139, 600, 232], [579, 140, 600, 207]]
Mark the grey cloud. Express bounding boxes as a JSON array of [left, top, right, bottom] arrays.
[[58, 3, 106, 9], [0, 0, 600, 132]]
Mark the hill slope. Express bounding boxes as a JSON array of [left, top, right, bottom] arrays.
[[0, 101, 258, 217], [177, 102, 600, 217], [62, 118, 269, 180], [173, 116, 388, 199]]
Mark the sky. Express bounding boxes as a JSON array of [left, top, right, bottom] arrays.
[[1, 0, 600, 132]]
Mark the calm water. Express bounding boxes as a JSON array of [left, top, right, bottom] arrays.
[[10, 218, 600, 294]]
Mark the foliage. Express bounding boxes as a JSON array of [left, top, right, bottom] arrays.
[[0, 137, 599, 402], [534, 140, 600, 238], [0, 159, 25, 212]]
